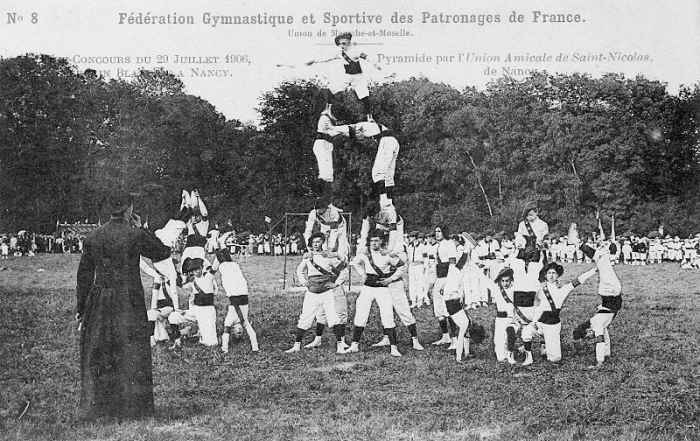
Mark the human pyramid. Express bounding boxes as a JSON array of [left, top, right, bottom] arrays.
[[140, 189, 258, 354], [141, 32, 623, 368]]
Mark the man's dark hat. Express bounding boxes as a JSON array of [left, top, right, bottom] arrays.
[[308, 232, 326, 247], [107, 188, 133, 213], [539, 262, 564, 282], [182, 257, 205, 273], [495, 267, 514, 284], [314, 196, 331, 210], [369, 229, 387, 241], [522, 201, 538, 216], [334, 32, 352, 46]]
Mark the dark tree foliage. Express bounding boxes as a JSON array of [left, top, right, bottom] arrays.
[[0, 55, 96, 231], [1, 54, 699, 237]]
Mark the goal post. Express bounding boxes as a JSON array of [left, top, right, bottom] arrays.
[[282, 211, 353, 292]]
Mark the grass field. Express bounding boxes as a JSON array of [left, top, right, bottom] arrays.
[[0, 254, 698, 440]]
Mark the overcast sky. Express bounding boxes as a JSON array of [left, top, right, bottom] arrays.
[[2, 0, 698, 123]]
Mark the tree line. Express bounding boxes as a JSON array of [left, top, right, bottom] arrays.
[[1, 54, 699, 237]]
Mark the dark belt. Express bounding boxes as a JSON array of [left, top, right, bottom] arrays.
[[316, 132, 334, 142], [344, 62, 362, 75], [364, 274, 385, 288], [193, 293, 214, 306], [514, 291, 536, 307], [539, 310, 561, 325], [436, 262, 450, 278], [308, 282, 333, 293], [186, 235, 207, 248], [317, 220, 339, 229], [229, 295, 249, 306], [601, 295, 622, 313], [496, 311, 508, 318], [308, 274, 334, 293], [157, 298, 173, 309], [445, 299, 462, 315]]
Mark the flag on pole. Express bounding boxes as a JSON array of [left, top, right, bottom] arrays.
[[597, 211, 606, 240], [264, 216, 271, 224]]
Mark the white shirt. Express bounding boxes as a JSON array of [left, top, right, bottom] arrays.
[[353, 122, 389, 138], [155, 219, 186, 248], [317, 113, 350, 137], [424, 243, 438, 268], [352, 249, 404, 280], [359, 206, 403, 255], [219, 261, 248, 297], [338, 45, 365, 69], [594, 248, 621, 296], [436, 239, 458, 264], [304, 205, 343, 243], [435, 239, 462, 299], [505, 257, 541, 293], [406, 241, 424, 264], [476, 239, 500, 259], [518, 217, 549, 246], [532, 267, 597, 322], [532, 281, 575, 323], [185, 272, 218, 308], [482, 275, 515, 317], [297, 252, 345, 285]]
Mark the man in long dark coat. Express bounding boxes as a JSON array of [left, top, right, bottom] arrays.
[[76, 189, 171, 420]]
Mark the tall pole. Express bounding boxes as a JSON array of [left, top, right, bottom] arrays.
[[347, 212, 352, 293], [283, 213, 288, 290]]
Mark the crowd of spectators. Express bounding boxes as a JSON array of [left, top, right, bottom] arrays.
[[4, 223, 700, 270], [439, 230, 700, 269], [0, 232, 85, 257], [204, 228, 307, 257]]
